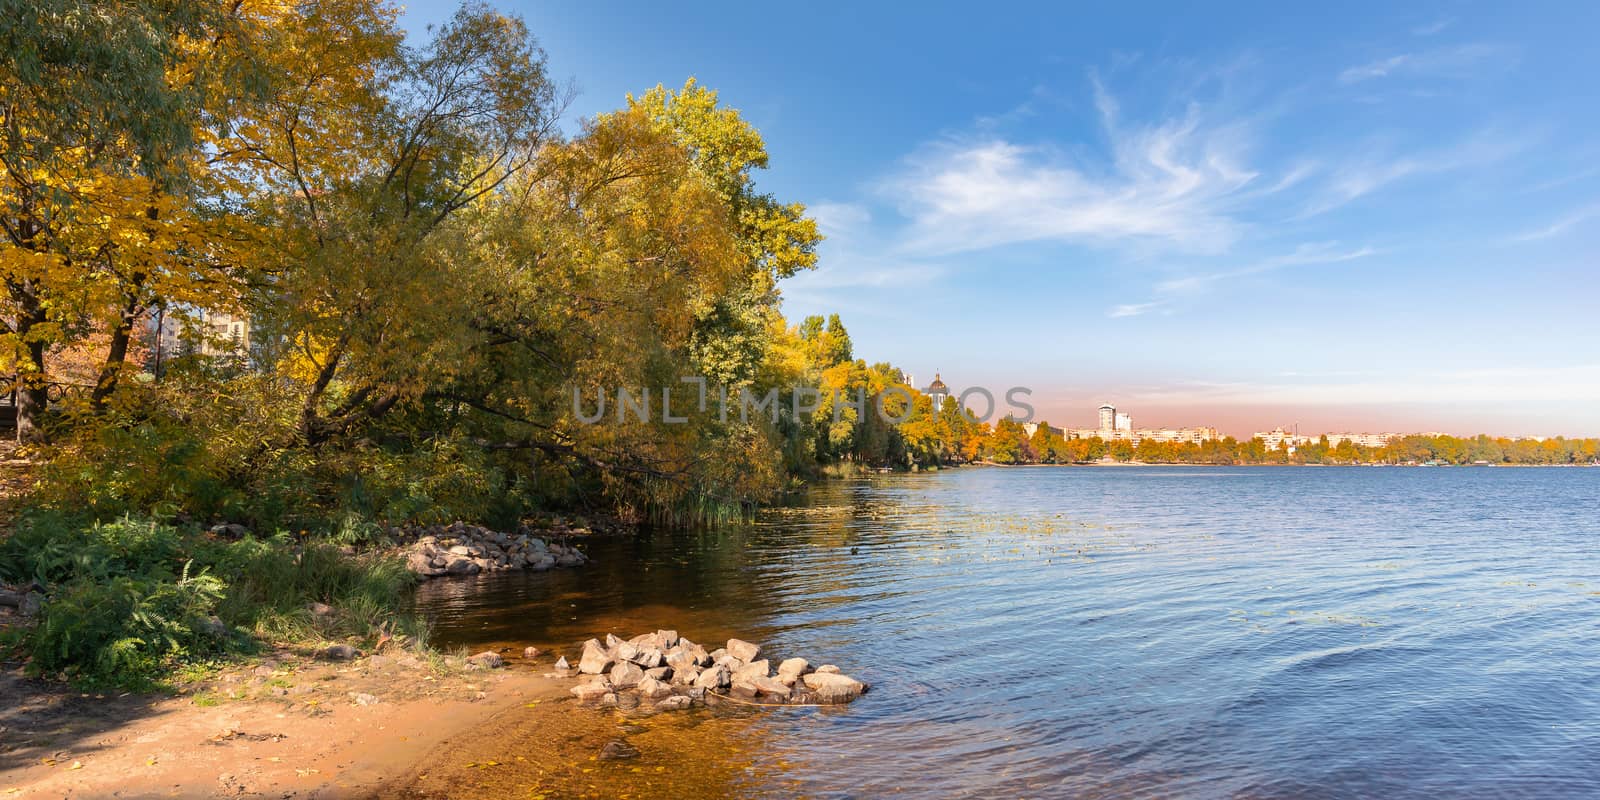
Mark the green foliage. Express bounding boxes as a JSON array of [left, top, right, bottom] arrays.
[[0, 513, 418, 689]]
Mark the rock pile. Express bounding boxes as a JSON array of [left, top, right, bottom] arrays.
[[559, 631, 868, 709], [393, 521, 588, 579]]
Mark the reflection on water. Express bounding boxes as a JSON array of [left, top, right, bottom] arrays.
[[416, 466, 1600, 798]]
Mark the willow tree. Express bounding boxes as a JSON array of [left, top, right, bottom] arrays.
[[218, 0, 562, 447]]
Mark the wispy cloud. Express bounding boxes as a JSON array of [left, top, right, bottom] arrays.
[[1338, 44, 1511, 84], [1108, 301, 1164, 318], [1297, 131, 1527, 218], [1411, 18, 1455, 37], [1157, 242, 1377, 293], [1508, 204, 1600, 242], [878, 75, 1293, 258]]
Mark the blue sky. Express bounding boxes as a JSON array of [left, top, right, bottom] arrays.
[[404, 1, 1599, 436]]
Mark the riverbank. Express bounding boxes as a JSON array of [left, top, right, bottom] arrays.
[[0, 645, 571, 798]]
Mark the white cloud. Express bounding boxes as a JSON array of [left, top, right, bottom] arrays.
[[808, 202, 872, 237], [1509, 204, 1600, 242], [1412, 18, 1455, 37], [1297, 132, 1526, 218], [880, 80, 1293, 258], [1108, 301, 1164, 318], [1338, 44, 1510, 85], [1157, 242, 1377, 293]]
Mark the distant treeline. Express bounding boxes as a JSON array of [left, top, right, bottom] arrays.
[[978, 423, 1600, 466]]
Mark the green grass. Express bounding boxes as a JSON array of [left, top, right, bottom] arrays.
[[0, 512, 422, 690]]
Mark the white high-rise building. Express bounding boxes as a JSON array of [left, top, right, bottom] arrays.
[[1098, 403, 1116, 431], [1115, 412, 1132, 431]]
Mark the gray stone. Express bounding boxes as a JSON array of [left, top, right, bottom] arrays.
[[320, 644, 359, 661], [468, 651, 504, 669], [629, 647, 664, 668], [740, 674, 792, 699], [670, 667, 700, 686], [578, 639, 613, 675], [693, 665, 730, 690], [731, 659, 770, 684], [657, 695, 692, 711], [814, 664, 841, 674], [552, 656, 569, 671], [776, 658, 810, 686], [523, 646, 541, 659], [571, 682, 611, 702], [726, 638, 760, 662], [644, 666, 673, 681], [599, 741, 640, 760], [635, 677, 672, 699], [665, 649, 698, 671], [445, 558, 479, 575], [608, 661, 644, 690], [801, 672, 867, 704]]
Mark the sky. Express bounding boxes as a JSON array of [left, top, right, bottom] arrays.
[[402, 1, 1600, 437]]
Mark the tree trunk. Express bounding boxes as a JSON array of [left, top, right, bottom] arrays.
[[11, 290, 49, 443], [91, 289, 144, 409]]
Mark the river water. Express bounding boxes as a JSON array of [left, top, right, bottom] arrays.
[[415, 466, 1600, 798]]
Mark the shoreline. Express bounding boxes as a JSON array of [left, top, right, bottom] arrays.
[[0, 647, 572, 798]]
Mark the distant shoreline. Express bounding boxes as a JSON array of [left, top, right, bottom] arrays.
[[966, 460, 1596, 469]]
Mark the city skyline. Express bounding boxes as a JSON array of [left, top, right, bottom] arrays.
[[391, 1, 1600, 436]]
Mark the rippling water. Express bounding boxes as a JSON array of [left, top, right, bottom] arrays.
[[416, 466, 1600, 798]]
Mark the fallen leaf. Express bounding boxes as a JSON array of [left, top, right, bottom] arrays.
[[67, 761, 83, 770]]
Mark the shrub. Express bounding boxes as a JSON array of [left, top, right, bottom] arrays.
[[0, 513, 421, 689]]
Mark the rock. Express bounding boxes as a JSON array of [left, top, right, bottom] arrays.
[[687, 643, 712, 667], [740, 674, 792, 700], [605, 633, 626, 652], [196, 615, 228, 639], [600, 692, 619, 707], [614, 641, 641, 663], [686, 687, 707, 703], [608, 661, 644, 690], [349, 692, 380, 706], [599, 741, 640, 761], [208, 522, 250, 538], [636, 677, 672, 699], [657, 695, 692, 711], [571, 683, 611, 702], [644, 666, 673, 681], [523, 646, 541, 659], [320, 644, 360, 661], [776, 658, 810, 686], [552, 656, 570, 671], [468, 651, 504, 669], [714, 654, 746, 672], [814, 664, 841, 674], [801, 672, 867, 704], [577, 639, 613, 675], [726, 638, 760, 662], [665, 649, 699, 672], [407, 552, 444, 577], [731, 659, 770, 684], [448, 545, 473, 556], [789, 691, 818, 705], [670, 667, 700, 686], [629, 648, 664, 668], [693, 666, 730, 690], [445, 558, 479, 575], [657, 629, 680, 648], [629, 632, 664, 650]]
